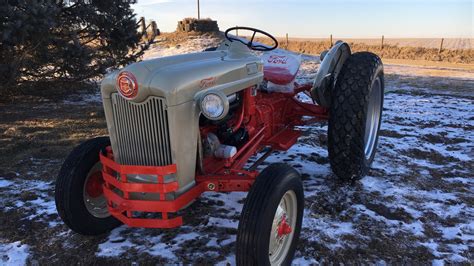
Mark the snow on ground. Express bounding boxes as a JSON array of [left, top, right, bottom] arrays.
[[144, 35, 222, 59], [1, 177, 58, 227], [0, 242, 30, 265], [0, 36, 473, 264]]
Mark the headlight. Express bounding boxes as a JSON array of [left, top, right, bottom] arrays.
[[200, 91, 229, 120]]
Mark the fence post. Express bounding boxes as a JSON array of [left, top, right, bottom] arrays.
[[330, 34, 333, 47], [236, 26, 238, 36], [140, 17, 147, 38], [381, 35, 384, 49], [151, 21, 158, 37], [438, 38, 444, 54], [197, 0, 200, 20], [286, 33, 289, 49]]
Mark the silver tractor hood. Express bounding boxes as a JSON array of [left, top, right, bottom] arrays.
[[101, 42, 263, 106]]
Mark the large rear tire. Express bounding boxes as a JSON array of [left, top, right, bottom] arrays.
[[328, 52, 384, 181], [236, 163, 304, 266], [55, 137, 121, 235]]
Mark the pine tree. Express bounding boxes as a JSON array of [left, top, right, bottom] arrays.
[[0, 0, 145, 94]]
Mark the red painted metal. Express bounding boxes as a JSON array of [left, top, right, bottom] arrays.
[[263, 54, 300, 85], [264, 66, 298, 85], [277, 215, 292, 237], [100, 152, 185, 228], [99, 82, 329, 229], [232, 100, 245, 133], [85, 171, 104, 198], [227, 127, 266, 169], [117, 71, 139, 99], [196, 169, 258, 192], [265, 128, 301, 151], [100, 150, 258, 228]]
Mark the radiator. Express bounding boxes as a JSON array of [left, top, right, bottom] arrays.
[[110, 93, 172, 166]]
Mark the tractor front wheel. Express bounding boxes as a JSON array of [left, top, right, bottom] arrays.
[[328, 52, 384, 181], [236, 163, 304, 266], [55, 137, 121, 235]]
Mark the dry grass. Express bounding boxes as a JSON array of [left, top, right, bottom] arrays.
[[382, 59, 474, 71], [255, 37, 474, 64], [279, 37, 473, 50], [155, 32, 474, 64]]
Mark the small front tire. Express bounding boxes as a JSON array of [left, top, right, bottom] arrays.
[[55, 137, 121, 235], [236, 163, 304, 266]]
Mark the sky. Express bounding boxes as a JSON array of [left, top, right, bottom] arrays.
[[132, 0, 473, 38]]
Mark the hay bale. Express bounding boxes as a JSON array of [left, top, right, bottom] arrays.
[[176, 18, 219, 32]]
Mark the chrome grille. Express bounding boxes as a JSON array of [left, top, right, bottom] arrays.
[[111, 93, 172, 166]]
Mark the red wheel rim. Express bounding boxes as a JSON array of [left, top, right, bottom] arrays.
[[85, 171, 104, 198]]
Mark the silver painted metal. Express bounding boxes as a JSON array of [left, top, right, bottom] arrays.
[[111, 94, 172, 166], [83, 162, 109, 218], [268, 190, 297, 265], [364, 77, 382, 160]]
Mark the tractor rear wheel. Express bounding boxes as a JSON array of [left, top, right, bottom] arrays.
[[55, 137, 121, 235], [328, 52, 384, 181], [236, 163, 304, 266]]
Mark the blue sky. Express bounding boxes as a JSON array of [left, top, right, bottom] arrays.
[[132, 0, 473, 38]]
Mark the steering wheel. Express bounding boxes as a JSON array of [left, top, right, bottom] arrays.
[[224, 26, 278, 51]]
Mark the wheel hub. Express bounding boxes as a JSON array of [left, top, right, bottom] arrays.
[[277, 215, 292, 237], [268, 190, 297, 264], [83, 163, 110, 218], [85, 171, 104, 198]]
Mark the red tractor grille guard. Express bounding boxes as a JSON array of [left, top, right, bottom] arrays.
[[100, 147, 195, 228], [99, 147, 258, 228]]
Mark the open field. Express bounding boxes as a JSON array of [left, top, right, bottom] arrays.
[[277, 37, 474, 50], [265, 38, 474, 64], [154, 32, 474, 64], [0, 37, 473, 264]]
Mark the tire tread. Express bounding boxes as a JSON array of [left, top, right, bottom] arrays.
[[55, 137, 120, 235], [328, 52, 384, 181]]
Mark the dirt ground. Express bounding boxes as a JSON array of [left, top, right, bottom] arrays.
[[0, 49, 473, 264]]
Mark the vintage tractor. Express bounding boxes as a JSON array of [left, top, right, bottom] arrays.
[[55, 27, 384, 265]]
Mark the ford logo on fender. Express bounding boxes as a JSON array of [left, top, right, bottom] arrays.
[[117, 71, 138, 99], [267, 55, 288, 64]]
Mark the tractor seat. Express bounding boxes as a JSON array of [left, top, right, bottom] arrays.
[[262, 54, 301, 85]]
